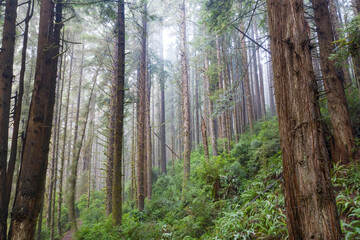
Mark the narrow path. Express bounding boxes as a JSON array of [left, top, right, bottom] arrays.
[[62, 220, 82, 240]]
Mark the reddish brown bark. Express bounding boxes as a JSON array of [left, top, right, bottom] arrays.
[[9, 1, 63, 238], [313, 0, 354, 164], [0, 0, 18, 237], [266, 0, 342, 239], [112, 0, 125, 225]]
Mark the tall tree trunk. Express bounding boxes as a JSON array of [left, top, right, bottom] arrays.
[[145, 23, 152, 199], [160, 27, 167, 175], [180, 0, 191, 197], [328, 0, 352, 85], [239, 24, 254, 132], [2, 1, 33, 239], [137, 1, 147, 212], [130, 103, 136, 202], [215, 35, 225, 139], [313, 0, 355, 164], [51, 35, 66, 240], [250, 28, 262, 120], [106, 40, 116, 215], [112, 0, 125, 225], [68, 69, 98, 231], [194, 60, 200, 147], [9, 1, 63, 238], [47, 52, 62, 229], [67, 44, 85, 231], [146, 70, 152, 200], [0, 0, 18, 237], [58, 43, 73, 236], [204, 55, 218, 156], [253, 22, 266, 118], [266, 0, 342, 239]]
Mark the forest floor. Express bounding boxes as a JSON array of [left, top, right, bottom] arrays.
[[62, 220, 82, 240]]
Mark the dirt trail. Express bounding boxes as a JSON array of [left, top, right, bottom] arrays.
[[62, 220, 82, 240]]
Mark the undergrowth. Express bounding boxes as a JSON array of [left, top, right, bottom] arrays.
[[74, 116, 360, 239]]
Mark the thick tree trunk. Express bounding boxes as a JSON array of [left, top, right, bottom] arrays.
[[0, 0, 18, 237], [9, 1, 63, 238], [180, 0, 191, 196], [313, 0, 354, 164], [112, 0, 125, 225], [266, 0, 342, 239], [2, 1, 33, 239]]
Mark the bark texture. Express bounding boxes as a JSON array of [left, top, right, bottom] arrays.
[[137, 1, 147, 211], [9, 1, 63, 238], [266, 0, 342, 239], [313, 0, 354, 164], [0, 0, 18, 237], [180, 0, 192, 196], [112, 0, 125, 225]]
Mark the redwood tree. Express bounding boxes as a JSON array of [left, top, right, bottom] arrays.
[[313, 0, 354, 164], [180, 0, 192, 196], [0, 0, 17, 237], [266, 0, 342, 239], [112, 0, 125, 225], [9, 0, 63, 238]]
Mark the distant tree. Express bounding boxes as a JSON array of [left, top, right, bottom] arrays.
[[112, 0, 125, 225], [137, 0, 147, 211], [180, 0, 192, 197]]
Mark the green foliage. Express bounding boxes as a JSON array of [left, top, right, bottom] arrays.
[[332, 162, 360, 240], [74, 116, 359, 239], [201, 0, 234, 33], [330, 15, 360, 68], [346, 88, 360, 138]]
